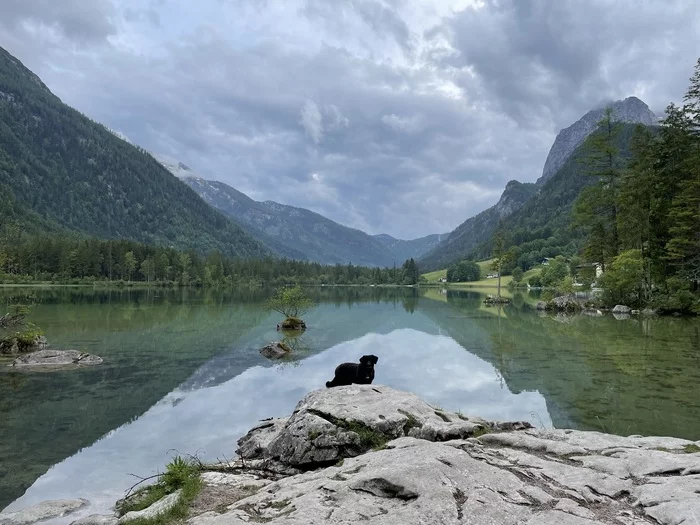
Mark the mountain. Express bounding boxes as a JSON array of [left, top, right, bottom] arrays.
[[155, 156, 441, 266], [174, 173, 396, 266], [0, 46, 268, 258], [178, 175, 308, 261], [419, 181, 538, 271], [469, 123, 642, 266], [372, 233, 447, 263], [420, 97, 657, 271], [537, 97, 657, 185]]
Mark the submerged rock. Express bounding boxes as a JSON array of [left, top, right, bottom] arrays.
[[259, 342, 292, 360], [536, 301, 547, 311], [0, 499, 89, 525], [186, 385, 700, 525], [484, 295, 511, 306], [10, 349, 103, 369]]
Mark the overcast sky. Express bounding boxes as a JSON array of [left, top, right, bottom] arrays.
[[1, 0, 699, 239]]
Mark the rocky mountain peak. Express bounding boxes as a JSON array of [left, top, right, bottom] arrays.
[[537, 96, 658, 185], [495, 180, 537, 218]]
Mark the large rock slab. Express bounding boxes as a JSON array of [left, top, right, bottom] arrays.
[[0, 499, 88, 525], [190, 386, 700, 524], [190, 437, 662, 525], [10, 350, 103, 369], [236, 385, 531, 467]]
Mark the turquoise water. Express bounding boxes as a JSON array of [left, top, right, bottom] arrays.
[[1, 286, 699, 521]]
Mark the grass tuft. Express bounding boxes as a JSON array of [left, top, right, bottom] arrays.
[[118, 455, 202, 525]]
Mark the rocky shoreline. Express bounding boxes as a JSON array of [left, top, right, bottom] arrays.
[[2, 385, 700, 524]]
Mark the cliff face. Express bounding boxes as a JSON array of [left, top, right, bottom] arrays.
[[419, 180, 538, 271], [537, 96, 657, 185]]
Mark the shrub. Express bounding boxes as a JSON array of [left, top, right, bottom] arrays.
[[266, 286, 315, 319]]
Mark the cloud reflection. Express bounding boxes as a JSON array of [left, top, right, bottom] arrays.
[[5, 329, 550, 523]]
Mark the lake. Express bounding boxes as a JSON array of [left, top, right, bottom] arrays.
[[1, 286, 699, 520]]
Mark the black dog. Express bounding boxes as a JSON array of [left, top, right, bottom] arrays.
[[325, 355, 378, 388]]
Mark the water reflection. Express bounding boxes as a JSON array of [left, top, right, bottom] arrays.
[[2, 286, 700, 522], [5, 329, 549, 523]]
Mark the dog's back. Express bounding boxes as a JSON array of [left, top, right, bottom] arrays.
[[325, 362, 357, 387]]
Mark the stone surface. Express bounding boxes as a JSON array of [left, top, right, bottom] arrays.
[[186, 386, 700, 524], [10, 349, 102, 368], [612, 305, 632, 314], [536, 301, 547, 311], [235, 418, 289, 460], [280, 318, 306, 331], [0, 335, 47, 356], [546, 295, 582, 312], [259, 342, 291, 360], [0, 499, 89, 525], [236, 385, 529, 467], [117, 490, 181, 524], [69, 514, 118, 525]]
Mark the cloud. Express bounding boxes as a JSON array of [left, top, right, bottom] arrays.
[[0, 0, 117, 43], [0, 0, 698, 239], [381, 113, 423, 133], [299, 100, 324, 144]]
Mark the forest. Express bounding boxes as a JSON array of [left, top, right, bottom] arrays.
[[0, 232, 423, 287]]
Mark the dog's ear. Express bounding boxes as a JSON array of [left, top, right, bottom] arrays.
[[370, 355, 378, 364], [360, 355, 371, 364]]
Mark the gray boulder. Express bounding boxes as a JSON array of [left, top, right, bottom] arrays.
[[536, 301, 547, 311], [612, 305, 632, 314], [546, 295, 581, 312], [236, 385, 530, 468], [0, 499, 88, 525], [259, 342, 291, 360], [70, 514, 118, 525], [183, 387, 700, 524], [117, 490, 181, 524], [10, 350, 103, 368], [193, 428, 700, 525], [0, 335, 47, 356]]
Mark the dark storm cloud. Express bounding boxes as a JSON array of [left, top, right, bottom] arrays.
[[440, 0, 700, 128], [0, 0, 117, 42], [0, 0, 698, 238]]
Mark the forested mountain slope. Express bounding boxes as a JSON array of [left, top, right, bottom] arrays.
[[0, 46, 267, 258], [419, 181, 538, 271], [468, 123, 642, 267]]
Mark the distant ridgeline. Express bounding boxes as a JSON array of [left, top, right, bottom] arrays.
[[0, 44, 442, 277], [159, 156, 445, 267], [420, 96, 661, 272]]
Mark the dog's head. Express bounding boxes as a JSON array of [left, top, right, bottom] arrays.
[[359, 354, 379, 368]]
